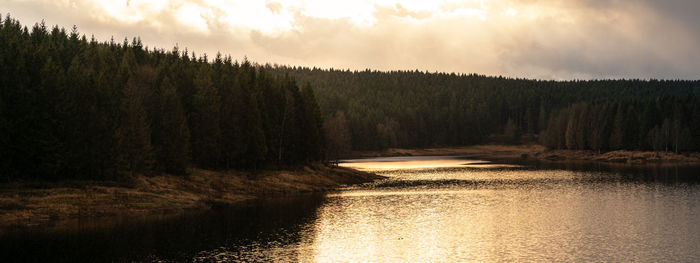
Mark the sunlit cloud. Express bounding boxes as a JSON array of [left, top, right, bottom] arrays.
[[3, 0, 700, 79], [175, 3, 211, 33], [93, 0, 169, 23]]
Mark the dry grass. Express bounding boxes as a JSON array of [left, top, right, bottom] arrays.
[[354, 144, 545, 159], [0, 164, 381, 229], [354, 144, 700, 165]]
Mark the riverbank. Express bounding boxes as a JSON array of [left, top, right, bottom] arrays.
[[353, 144, 700, 165], [0, 164, 382, 229]]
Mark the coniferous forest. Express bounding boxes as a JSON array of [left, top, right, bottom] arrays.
[[272, 67, 700, 152], [0, 16, 324, 181], [2, 17, 700, 181]]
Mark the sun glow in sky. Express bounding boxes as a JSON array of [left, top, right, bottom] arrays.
[[4, 0, 700, 79], [92, 0, 505, 34]]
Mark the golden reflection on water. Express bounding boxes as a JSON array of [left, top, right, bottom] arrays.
[[5, 157, 700, 262], [295, 156, 700, 262], [339, 156, 519, 171], [306, 190, 501, 262]]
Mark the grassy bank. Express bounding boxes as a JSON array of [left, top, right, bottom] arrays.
[[0, 164, 381, 229], [353, 144, 700, 165]]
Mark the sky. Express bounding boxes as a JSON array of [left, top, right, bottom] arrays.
[[3, 0, 700, 80]]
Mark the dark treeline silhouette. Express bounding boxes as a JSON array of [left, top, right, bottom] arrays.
[[0, 16, 324, 180], [268, 66, 700, 152], [541, 99, 696, 153], [2, 17, 700, 181]]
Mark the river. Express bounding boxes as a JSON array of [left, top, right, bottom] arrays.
[[2, 156, 699, 262]]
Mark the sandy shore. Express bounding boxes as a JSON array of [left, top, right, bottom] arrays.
[[0, 164, 381, 229], [353, 144, 700, 165]]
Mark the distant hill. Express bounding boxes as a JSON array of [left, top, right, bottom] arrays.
[[271, 66, 700, 152]]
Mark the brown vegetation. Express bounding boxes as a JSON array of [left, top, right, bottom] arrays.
[[0, 164, 381, 229], [353, 144, 700, 165]]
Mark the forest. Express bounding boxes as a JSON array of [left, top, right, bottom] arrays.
[[0, 16, 324, 181], [2, 16, 700, 181], [270, 66, 700, 153]]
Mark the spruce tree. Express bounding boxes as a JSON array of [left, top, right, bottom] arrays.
[[191, 63, 222, 169], [609, 105, 625, 150], [153, 76, 190, 175], [116, 49, 154, 176], [301, 83, 324, 161]]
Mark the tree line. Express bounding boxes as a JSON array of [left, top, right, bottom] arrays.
[[2, 16, 700, 182], [269, 66, 700, 152], [0, 16, 324, 181], [541, 99, 697, 153]]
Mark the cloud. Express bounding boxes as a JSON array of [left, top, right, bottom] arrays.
[[265, 1, 283, 14], [492, 0, 700, 79], [374, 4, 433, 20], [2, 0, 699, 79]]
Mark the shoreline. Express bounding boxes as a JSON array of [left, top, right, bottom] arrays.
[[4, 145, 698, 230], [0, 164, 382, 230], [351, 144, 700, 166]]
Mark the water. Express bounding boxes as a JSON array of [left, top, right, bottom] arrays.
[[2, 156, 700, 262]]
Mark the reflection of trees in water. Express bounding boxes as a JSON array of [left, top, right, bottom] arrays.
[[533, 161, 700, 184], [0, 195, 326, 262]]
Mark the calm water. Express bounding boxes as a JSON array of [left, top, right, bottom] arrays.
[[2, 156, 700, 262]]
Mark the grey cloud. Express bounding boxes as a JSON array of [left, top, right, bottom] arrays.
[[493, 0, 700, 79]]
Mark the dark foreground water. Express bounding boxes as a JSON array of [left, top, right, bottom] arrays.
[[2, 157, 700, 262]]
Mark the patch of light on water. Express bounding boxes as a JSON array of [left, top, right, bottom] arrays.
[[339, 156, 520, 171], [327, 189, 481, 198]]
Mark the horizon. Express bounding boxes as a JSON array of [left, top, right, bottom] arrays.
[[4, 0, 700, 81]]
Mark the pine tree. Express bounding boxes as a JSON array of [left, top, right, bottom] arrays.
[[218, 63, 247, 169], [301, 83, 324, 161], [0, 93, 9, 180], [153, 76, 190, 175], [661, 118, 672, 152], [609, 105, 625, 150], [524, 107, 536, 134], [537, 104, 548, 133], [190, 63, 222, 169], [246, 91, 268, 169], [588, 104, 608, 153], [324, 111, 351, 162], [565, 108, 577, 149], [692, 104, 700, 149], [574, 103, 589, 149], [118, 72, 155, 176], [638, 104, 658, 150], [35, 58, 67, 178]]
